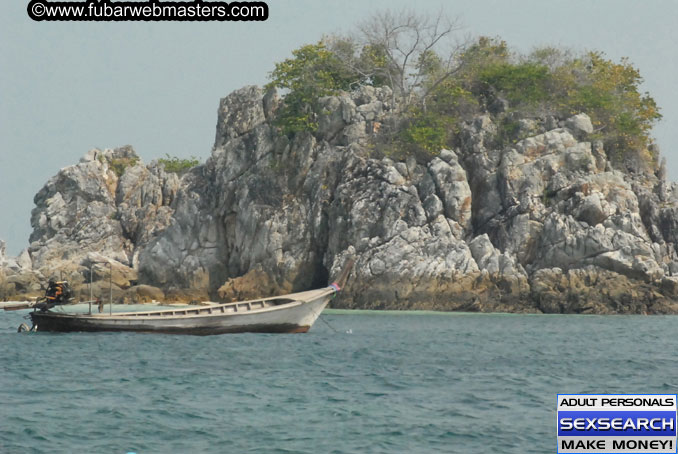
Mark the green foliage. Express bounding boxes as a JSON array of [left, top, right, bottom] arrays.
[[266, 41, 358, 135], [557, 52, 662, 164], [266, 29, 661, 171], [357, 43, 392, 87], [457, 37, 510, 77], [424, 79, 479, 119], [528, 46, 573, 69], [109, 157, 139, 177], [477, 62, 550, 105], [449, 38, 661, 168], [158, 154, 200, 174], [325, 38, 392, 88], [396, 79, 477, 157], [455, 37, 553, 108], [495, 118, 523, 145], [542, 187, 556, 208], [400, 112, 450, 157]]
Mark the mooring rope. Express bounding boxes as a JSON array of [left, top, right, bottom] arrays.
[[318, 313, 340, 333]]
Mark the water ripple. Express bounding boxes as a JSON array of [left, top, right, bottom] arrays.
[[1, 310, 677, 453]]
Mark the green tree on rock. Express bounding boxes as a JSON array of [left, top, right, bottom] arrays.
[[266, 42, 357, 135], [265, 10, 662, 173]]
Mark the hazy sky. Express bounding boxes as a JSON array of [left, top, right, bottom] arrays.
[[1, 0, 676, 255]]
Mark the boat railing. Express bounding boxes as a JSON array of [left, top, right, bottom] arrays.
[[103, 297, 301, 318]]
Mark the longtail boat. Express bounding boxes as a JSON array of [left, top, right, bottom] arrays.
[[24, 259, 353, 335]]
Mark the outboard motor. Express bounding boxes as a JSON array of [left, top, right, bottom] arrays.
[[35, 280, 74, 311]]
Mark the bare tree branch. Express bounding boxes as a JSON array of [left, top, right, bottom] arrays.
[[354, 9, 464, 110]]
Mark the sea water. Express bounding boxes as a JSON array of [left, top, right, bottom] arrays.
[[0, 306, 676, 453]]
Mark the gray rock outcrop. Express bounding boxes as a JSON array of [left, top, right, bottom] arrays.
[[135, 88, 678, 313], [0, 240, 42, 299], [8, 85, 678, 313], [11, 146, 182, 301]]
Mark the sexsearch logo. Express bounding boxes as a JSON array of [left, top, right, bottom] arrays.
[[557, 394, 677, 453]]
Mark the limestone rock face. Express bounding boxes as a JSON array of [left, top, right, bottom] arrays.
[[565, 113, 594, 139], [530, 267, 678, 314], [217, 265, 283, 302], [139, 86, 485, 308], [0, 240, 42, 299], [468, 234, 522, 276], [458, 114, 675, 291], [116, 162, 180, 251], [427, 152, 473, 233], [214, 85, 267, 147], [316, 86, 393, 145], [134, 94, 678, 312], [17, 89, 678, 313], [0, 241, 8, 299], [24, 146, 181, 298]]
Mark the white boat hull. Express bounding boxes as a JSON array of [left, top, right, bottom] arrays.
[[29, 288, 333, 335]]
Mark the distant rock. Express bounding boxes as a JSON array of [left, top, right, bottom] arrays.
[[19, 146, 183, 301], [9, 86, 678, 314], [0, 239, 43, 300]]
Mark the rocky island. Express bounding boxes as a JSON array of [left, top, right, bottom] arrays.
[[2, 23, 677, 314]]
